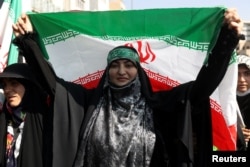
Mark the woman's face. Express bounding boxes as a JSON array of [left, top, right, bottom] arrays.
[[2, 78, 25, 107], [237, 65, 250, 93], [108, 59, 138, 87]]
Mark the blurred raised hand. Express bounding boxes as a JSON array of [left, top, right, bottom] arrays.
[[224, 8, 243, 36], [12, 13, 33, 37]]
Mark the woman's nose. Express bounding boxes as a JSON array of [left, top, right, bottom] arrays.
[[118, 66, 126, 74], [238, 74, 246, 81]]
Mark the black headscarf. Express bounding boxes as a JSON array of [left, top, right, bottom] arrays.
[[0, 63, 48, 167]]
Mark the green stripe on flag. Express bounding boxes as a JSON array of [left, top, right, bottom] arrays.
[[29, 8, 224, 45], [28, 7, 225, 61]]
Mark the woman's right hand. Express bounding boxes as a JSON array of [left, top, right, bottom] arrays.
[[12, 13, 33, 37], [242, 127, 250, 143], [224, 8, 243, 36]]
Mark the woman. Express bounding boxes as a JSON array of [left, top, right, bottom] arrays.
[[12, 9, 243, 167], [237, 54, 250, 151], [0, 63, 49, 167]]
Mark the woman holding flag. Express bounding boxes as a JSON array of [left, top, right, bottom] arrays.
[[11, 8, 243, 167]]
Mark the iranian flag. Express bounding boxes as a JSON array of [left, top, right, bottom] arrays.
[[27, 8, 238, 151], [0, 0, 22, 69]]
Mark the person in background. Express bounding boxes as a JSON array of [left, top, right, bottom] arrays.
[[237, 54, 250, 152], [0, 63, 49, 167], [12, 8, 243, 167]]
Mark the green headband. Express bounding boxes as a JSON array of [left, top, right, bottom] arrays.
[[107, 47, 140, 65]]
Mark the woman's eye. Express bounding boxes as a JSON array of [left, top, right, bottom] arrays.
[[125, 63, 135, 68], [11, 81, 19, 85], [245, 71, 250, 76], [110, 64, 118, 68]]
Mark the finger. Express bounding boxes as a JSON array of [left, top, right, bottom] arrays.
[[229, 22, 243, 33], [19, 14, 33, 33], [17, 17, 26, 30], [224, 8, 241, 25], [242, 128, 249, 131], [12, 24, 20, 37], [12, 24, 18, 31], [16, 23, 26, 35], [243, 128, 250, 133], [224, 8, 237, 18], [21, 13, 27, 20]]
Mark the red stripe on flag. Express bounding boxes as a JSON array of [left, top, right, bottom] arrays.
[[211, 109, 236, 150]]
